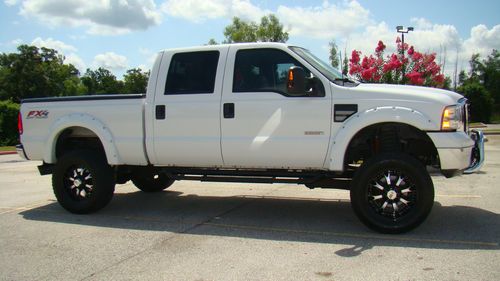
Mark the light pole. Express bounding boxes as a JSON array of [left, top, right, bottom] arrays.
[[396, 26, 414, 81]]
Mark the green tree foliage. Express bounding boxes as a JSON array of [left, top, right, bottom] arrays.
[[481, 50, 500, 105], [457, 50, 500, 122], [256, 14, 289, 43], [328, 41, 339, 68], [0, 45, 83, 102], [342, 52, 349, 75], [123, 68, 149, 94], [460, 82, 493, 123], [0, 100, 19, 146], [81, 68, 123, 95], [224, 14, 288, 43], [206, 38, 218, 45]]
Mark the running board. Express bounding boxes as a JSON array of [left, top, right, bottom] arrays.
[[170, 174, 351, 190]]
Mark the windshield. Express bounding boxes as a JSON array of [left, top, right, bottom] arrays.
[[289, 46, 350, 84]]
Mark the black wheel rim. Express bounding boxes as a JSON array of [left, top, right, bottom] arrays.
[[64, 165, 94, 201], [366, 169, 417, 220]]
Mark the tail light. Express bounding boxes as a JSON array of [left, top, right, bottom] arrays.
[[18, 112, 23, 135]]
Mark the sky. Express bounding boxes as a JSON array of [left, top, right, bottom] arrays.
[[0, 0, 499, 79]]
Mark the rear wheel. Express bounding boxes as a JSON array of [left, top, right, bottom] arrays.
[[52, 150, 115, 214], [131, 167, 174, 192], [350, 153, 434, 234]]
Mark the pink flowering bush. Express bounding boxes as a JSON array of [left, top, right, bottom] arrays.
[[349, 38, 445, 88]]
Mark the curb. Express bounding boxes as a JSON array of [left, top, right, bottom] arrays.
[[0, 151, 17, 155]]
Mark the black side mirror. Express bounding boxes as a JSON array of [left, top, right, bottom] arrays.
[[286, 66, 306, 96]]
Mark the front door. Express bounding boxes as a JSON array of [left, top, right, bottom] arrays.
[[221, 47, 332, 169]]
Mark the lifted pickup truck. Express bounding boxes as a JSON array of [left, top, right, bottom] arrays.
[[17, 43, 484, 233]]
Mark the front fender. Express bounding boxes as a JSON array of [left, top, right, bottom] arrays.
[[44, 113, 120, 165], [328, 106, 439, 171]]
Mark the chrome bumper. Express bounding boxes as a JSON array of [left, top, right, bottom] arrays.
[[464, 129, 485, 174]]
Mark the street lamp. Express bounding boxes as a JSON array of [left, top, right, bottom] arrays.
[[396, 26, 414, 80]]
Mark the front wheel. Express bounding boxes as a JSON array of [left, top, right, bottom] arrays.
[[52, 150, 115, 214], [350, 153, 434, 234]]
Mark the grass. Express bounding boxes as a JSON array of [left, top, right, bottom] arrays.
[[0, 146, 15, 152]]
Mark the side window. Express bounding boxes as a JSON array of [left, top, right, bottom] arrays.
[[233, 49, 312, 95], [165, 51, 219, 95]]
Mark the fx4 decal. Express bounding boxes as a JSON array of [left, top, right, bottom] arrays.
[[27, 110, 49, 119]]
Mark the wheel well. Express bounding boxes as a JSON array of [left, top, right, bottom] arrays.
[[55, 127, 106, 161], [344, 122, 438, 170]]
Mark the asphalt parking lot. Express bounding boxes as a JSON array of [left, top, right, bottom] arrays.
[[1, 137, 499, 281]]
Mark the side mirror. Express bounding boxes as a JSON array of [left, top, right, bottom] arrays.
[[287, 66, 306, 96]]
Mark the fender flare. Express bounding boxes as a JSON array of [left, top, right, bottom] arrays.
[[43, 113, 120, 165], [328, 106, 438, 171]]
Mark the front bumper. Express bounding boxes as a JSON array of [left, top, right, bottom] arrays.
[[463, 129, 485, 174], [427, 129, 485, 177]]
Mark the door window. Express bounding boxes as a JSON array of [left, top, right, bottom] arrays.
[[165, 51, 220, 95], [233, 48, 321, 96]]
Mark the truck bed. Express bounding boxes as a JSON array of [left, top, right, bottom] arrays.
[[20, 94, 148, 165]]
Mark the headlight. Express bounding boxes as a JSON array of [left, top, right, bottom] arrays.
[[441, 104, 464, 131]]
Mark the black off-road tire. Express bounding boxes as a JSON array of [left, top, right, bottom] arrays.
[[131, 167, 174, 192], [350, 153, 434, 234], [52, 149, 115, 214]]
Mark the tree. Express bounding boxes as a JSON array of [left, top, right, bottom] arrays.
[[348, 38, 445, 87], [256, 14, 289, 43], [0, 100, 19, 146], [81, 68, 123, 95], [342, 50, 349, 75], [123, 68, 149, 94], [481, 50, 500, 104], [459, 82, 493, 123], [456, 50, 500, 122], [0, 45, 83, 102], [223, 14, 288, 43], [206, 38, 218, 45], [223, 17, 258, 43], [328, 41, 339, 68]]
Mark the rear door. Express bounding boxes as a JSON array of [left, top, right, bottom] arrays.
[[151, 47, 228, 166], [220, 47, 332, 169]]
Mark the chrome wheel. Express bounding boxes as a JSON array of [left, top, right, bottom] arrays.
[[64, 166, 94, 200], [367, 170, 417, 220], [351, 153, 434, 233]]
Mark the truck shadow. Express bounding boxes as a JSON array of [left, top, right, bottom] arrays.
[[20, 189, 499, 253]]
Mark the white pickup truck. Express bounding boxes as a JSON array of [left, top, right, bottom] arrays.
[[17, 43, 484, 233]]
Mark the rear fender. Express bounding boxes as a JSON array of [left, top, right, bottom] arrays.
[[44, 113, 120, 165]]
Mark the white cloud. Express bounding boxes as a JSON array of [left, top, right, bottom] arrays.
[[10, 38, 23, 45], [19, 0, 162, 35], [231, 0, 268, 21], [161, 0, 268, 22], [463, 24, 500, 59], [93, 52, 128, 71], [4, 0, 19, 6], [29, 37, 86, 72], [137, 47, 158, 71], [31, 37, 77, 52], [65, 53, 86, 72], [277, 0, 372, 39], [345, 22, 396, 55], [161, 0, 228, 22]]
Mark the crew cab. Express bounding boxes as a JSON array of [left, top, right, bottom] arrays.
[[17, 43, 484, 233]]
